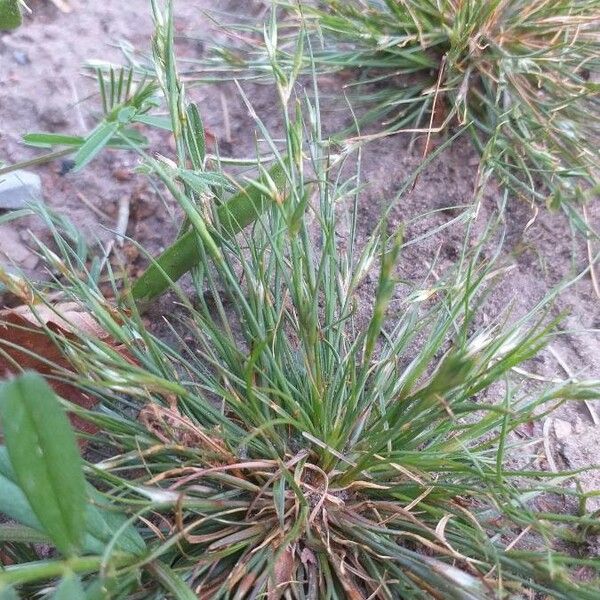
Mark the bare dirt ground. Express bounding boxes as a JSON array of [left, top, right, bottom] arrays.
[[1, 0, 599, 510]]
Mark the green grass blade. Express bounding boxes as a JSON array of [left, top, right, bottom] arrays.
[[184, 103, 206, 170], [0, 523, 50, 545], [148, 562, 197, 600]]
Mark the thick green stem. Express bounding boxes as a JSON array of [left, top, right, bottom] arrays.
[[131, 162, 287, 303]]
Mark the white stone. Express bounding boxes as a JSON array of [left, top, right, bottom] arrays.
[[553, 418, 573, 440], [0, 170, 42, 209]]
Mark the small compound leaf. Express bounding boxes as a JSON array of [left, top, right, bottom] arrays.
[[52, 573, 85, 600], [73, 122, 120, 172], [0, 373, 87, 556]]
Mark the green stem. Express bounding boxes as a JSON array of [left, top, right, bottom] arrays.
[[0, 554, 133, 586], [131, 161, 287, 303], [0, 148, 75, 176]]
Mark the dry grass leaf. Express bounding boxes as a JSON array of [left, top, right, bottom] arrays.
[[138, 403, 235, 464], [0, 301, 128, 436], [268, 545, 295, 600]]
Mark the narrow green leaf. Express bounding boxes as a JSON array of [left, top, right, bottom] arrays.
[[134, 114, 173, 131], [0, 373, 87, 556], [0, 523, 50, 544], [52, 573, 85, 600], [178, 170, 232, 195], [0, 586, 20, 600], [85, 488, 146, 556], [73, 122, 120, 172], [0, 0, 21, 30], [24, 131, 147, 151], [149, 562, 197, 600], [132, 161, 287, 302], [184, 103, 205, 170], [23, 133, 86, 148], [110, 128, 148, 149]]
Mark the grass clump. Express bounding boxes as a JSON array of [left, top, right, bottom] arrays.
[[1, 2, 600, 599], [202, 0, 600, 211]]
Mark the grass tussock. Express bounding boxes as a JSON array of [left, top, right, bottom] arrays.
[[199, 0, 600, 212]]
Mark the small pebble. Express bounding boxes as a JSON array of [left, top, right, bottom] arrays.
[[12, 50, 30, 65], [553, 418, 573, 440], [0, 170, 43, 209], [112, 167, 133, 182]]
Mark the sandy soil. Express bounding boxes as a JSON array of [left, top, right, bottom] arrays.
[[1, 0, 599, 508]]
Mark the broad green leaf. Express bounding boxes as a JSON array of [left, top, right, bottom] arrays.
[[0, 0, 21, 30], [0, 373, 87, 556], [85, 487, 146, 556], [0, 523, 50, 544], [84, 578, 112, 600], [84, 579, 109, 600], [117, 106, 136, 124], [84, 573, 138, 600], [1, 446, 144, 555], [52, 573, 85, 600], [0, 450, 44, 532], [73, 122, 120, 172]]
